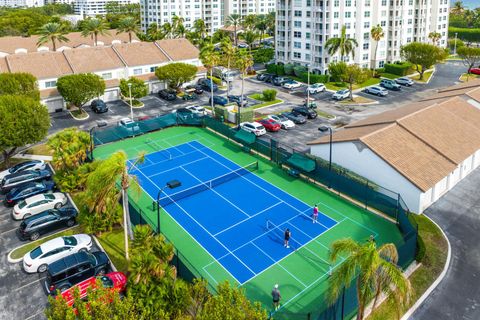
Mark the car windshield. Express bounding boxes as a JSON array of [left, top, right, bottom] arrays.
[[88, 253, 97, 265], [10, 162, 31, 173], [256, 125, 265, 130], [45, 194, 55, 200], [18, 200, 27, 209], [99, 276, 114, 288], [63, 236, 78, 246], [30, 246, 43, 259]]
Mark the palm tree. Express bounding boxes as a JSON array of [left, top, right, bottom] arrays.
[[81, 18, 110, 46], [266, 12, 275, 40], [235, 49, 253, 125], [240, 30, 258, 53], [36, 22, 69, 51], [221, 39, 237, 97], [370, 25, 384, 75], [324, 25, 358, 62], [451, 1, 464, 15], [175, 24, 187, 38], [255, 14, 268, 44], [116, 17, 139, 43], [200, 44, 221, 111], [193, 18, 207, 38], [225, 13, 242, 46], [161, 22, 173, 39], [242, 14, 257, 31], [428, 31, 442, 46], [172, 15, 185, 38], [329, 238, 411, 320]]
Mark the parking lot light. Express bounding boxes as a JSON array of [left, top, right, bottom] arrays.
[[128, 83, 133, 121], [156, 180, 182, 234], [318, 126, 333, 172]]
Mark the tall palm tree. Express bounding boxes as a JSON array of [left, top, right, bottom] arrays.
[[240, 30, 258, 53], [370, 25, 384, 74], [200, 44, 221, 111], [324, 25, 358, 62], [255, 14, 268, 44], [428, 31, 442, 46], [225, 13, 242, 46], [451, 1, 464, 15], [242, 14, 257, 31], [329, 238, 411, 320], [161, 22, 173, 39], [235, 49, 253, 125], [36, 22, 69, 51], [266, 11, 275, 41], [172, 15, 185, 37], [81, 18, 110, 46], [221, 39, 237, 97], [116, 17, 139, 43], [193, 18, 207, 38], [175, 24, 187, 38]]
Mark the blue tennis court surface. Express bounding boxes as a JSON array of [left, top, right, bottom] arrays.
[[129, 140, 337, 284]]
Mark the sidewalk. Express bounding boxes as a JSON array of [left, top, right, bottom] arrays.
[[12, 154, 53, 161]]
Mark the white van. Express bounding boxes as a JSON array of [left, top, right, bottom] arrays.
[[213, 66, 236, 82]]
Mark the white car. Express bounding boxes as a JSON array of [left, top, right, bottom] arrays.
[[12, 192, 68, 220], [239, 122, 267, 136], [0, 160, 46, 181], [395, 77, 414, 86], [332, 89, 351, 101], [23, 234, 92, 273], [185, 105, 206, 115], [365, 86, 388, 96], [282, 80, 302, 89], [267, 114, 295, 130], [306, 83, 326, 94]]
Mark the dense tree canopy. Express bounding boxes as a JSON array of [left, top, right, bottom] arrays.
[[401, 42, 448, 79], [155, 62, 198, 90], [57, 73, 105, 110], [47, 128, 91, 172], [119, 77, 148, 100], [0, 72, 39, 100]]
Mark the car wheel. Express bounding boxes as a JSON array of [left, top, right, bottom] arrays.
[[365, 89, 369, 93], [66, 219, 75, 227], [97, 268, 106, 276], [38, 264, 48, 273], [30, 232, 40, 241], [54, 202, 62, 209], [377, 93, 381, 96], [23, 213, 31, 220]]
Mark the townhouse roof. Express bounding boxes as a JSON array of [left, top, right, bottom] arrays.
[[1, 51, 74, 79], [112, 42, 169, 66], [155, 39, 200, 61], [62, 46, 125, 73], [308, 80, 480, 192]]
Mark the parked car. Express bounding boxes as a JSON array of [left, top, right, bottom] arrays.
[[158, 89, 177, 101], [209, 95, 229, 106], [380, 79, 401, 91], [263, 74, 276, 83], [470, 68, 480, 75], [281, 112, 307, 124], [257, 119, 281, 132], [332, 89, 350, 101], [272, 76, 290, 86], [185, 84, 203, 94], [239, 122, 267, 136], [23, 234, 92, 273], [267, 114, 295, 130], [118, 118, 140, 134], [0, 160, 46, 181], [395, 77, 414, 86], [197, 78, 218, 92], [1, 170, 52, 193], [12, 192, 68, 220], [292, 106, 318, 119], [90, 99, 108, 113], [256, 73, 271, 81], [282, 80, 302, 89], [45, 251, 111, 295], [17, 207, 78, 241], [60, 272, 127, 308], [227, 95, 248, 107], [185, 105, 206, 115], [365, 86, 388, 96], [4, 181, 55, 207], [237, 43, 249, 49], [306, 83, 326, 94]]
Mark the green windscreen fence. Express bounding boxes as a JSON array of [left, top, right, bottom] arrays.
[[234, 129, 256, 145], [286, 153, 316, 172]]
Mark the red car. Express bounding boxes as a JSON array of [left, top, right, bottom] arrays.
[[258, 119, 281, 132], [59, 272, 127, 308], [470, 68, 480, 75]]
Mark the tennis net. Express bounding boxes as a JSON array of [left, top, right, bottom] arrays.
[[158, 161, 258, 207]]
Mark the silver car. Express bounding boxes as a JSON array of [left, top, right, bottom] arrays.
[[364, 86, 388, 97], [395, 77, 414, 86]]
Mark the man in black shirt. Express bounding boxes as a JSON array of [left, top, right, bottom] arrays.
[[272, 284, 281, 310]]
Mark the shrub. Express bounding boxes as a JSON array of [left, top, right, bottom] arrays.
[[447, 38, 465, 53], [384, 62, 412, 76], [328, 62, 348, 82], [276, 64, 285, 76], [299, 73, 330, 84], [376, 67, 385, 74], [238, 108, 254, 123], [266, 63, 277, 74], [207, 76, 222, 85], [293, 66, 307, 77], [284, 63, 294, 75], [262, 89, 277, 101], [449, 27, 480, 43], [119, 77, 148, 100]]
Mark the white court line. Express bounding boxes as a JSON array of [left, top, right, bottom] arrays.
[[179, 166, 251, 219], [130, 161, 257, 279], [147, 157, 209, 178], [214, 202, 284, 237], [251, 242, 307, 288], [202, 265, 219, 286], [162, 139, 186, 155], [300, 207, 331, 230]]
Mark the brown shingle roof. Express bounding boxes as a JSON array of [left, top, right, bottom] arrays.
[[155, 38, 200, 61], [466, 87, 480, 102], [112, 42, 169, 66], [307, 123, 391, 144], [62, 46, 125, 73], [5, 51, 73, 79], [0, 31, 138, 55]]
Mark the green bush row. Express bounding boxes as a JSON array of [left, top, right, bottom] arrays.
[[238, 108, 254, 123], [266, 64, 330, 83], [384, 62, 412, 76], [449, 27, 480, 43]]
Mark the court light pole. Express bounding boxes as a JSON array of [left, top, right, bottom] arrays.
[[454, 32, 458, 56], [306, 64, 310, 107], [318, 126, 333, 172], [128, 82, 133, 121], [156, 180, 182, 234]]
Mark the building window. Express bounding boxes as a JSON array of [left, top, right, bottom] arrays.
[[101, 73, 112, 80], [345, 23, 351, 29], [294, 41, 301, 48], [363, 43, 369, 50], [345, 12, 351, 18], [334, 0, 339, 6], [133, 68, 142, 75], [364, 11, 370, 17], [306, 43, 311, 49], [294, 21, 302, 27], [306, 32, 311, 39], [294, 31, 302, 38], [45, 80, 56, 88], [362, 54, 368, 60], [150, 66, 158, 72], [364, 22, 370, 28], [293, 52, 301, 58], [334, 12, 339, 18], [306, 22, 311, 28], [345, 0, 351, 6], [364, 32, 369, 40], [381, 21, 386, 27], [306, 53, 311, 60], [334, 23, 339, 30], [294, 10, 302, 17], [381, 0, 386, 4]]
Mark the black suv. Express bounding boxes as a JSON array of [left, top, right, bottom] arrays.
[[1, 170, 52, 193], [292, 106, 318, 119], [17, 207, 77, 241], [158, 89, 177, 101], [90, 99, 108, 113], [44, 251, 110, 295]]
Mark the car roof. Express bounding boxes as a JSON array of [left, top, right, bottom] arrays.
[[4, 170, 42, 179], [48, 251, 90, 275], [38, 236, 68, 252], [24, 193, 48, 204]]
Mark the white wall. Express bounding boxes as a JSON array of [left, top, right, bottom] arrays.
[[310, 141, 423, 213]]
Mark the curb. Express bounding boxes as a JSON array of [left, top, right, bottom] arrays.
[[400, 214, 452, 320], [68, 110, 90, 121], [92, 235, 118, 272]]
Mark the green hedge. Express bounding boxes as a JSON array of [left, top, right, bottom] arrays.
[[299, 73, 330, 84], [214, 105, 228, 120], [293, 66, 307, 77], [384, 62, 412, 76], [238, 108, 254, 123], [449, 27, 480, 43], [262, 89, 277, 101], [284, 63, 294, 75]]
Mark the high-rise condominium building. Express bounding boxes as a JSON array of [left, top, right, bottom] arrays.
[[140, 0, 275, 33], [74, 0, 139, 16], [276, 0, 449, 74], [0, 0, 44, 7]]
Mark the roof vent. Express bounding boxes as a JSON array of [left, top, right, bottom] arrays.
[[112, 39, 121, 45], [14, 48, 27, 54], [37, 46, 49, 52]]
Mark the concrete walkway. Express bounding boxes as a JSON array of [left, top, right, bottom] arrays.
[[13, 154, 53, 161]]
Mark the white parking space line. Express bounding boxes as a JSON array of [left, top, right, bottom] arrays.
[[14, 278, 43, 292], [0, 226, 18, 235], [25, 311, 43, 320]]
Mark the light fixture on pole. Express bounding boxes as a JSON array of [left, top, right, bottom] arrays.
[[156, 180, 182, 234], [307, 64, 311, 107], [128, 82, 133, 121]]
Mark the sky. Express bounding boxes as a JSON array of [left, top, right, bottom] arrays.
[[452, 0, 478, 9]]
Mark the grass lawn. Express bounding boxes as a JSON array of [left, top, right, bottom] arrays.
[[96, 227, 128, 273], [459, 73, 480, 82], [25, 143, 52, 156], [247, 94, 282, 109], [339, 96, 376, 104], [411, 70, 433, 83], [10, 225, 84, 260], [325, 78, 380, 91], [316, 109, 336, 119], [367, 214, 448, 319], [380, 73, 400, 80]]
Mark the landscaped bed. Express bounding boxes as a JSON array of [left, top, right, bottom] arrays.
[[411, 70, 434, 83], [96, 227, 128, 273]]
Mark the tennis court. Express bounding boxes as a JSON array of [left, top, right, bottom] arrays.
[[93, 127, 404, 318]]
